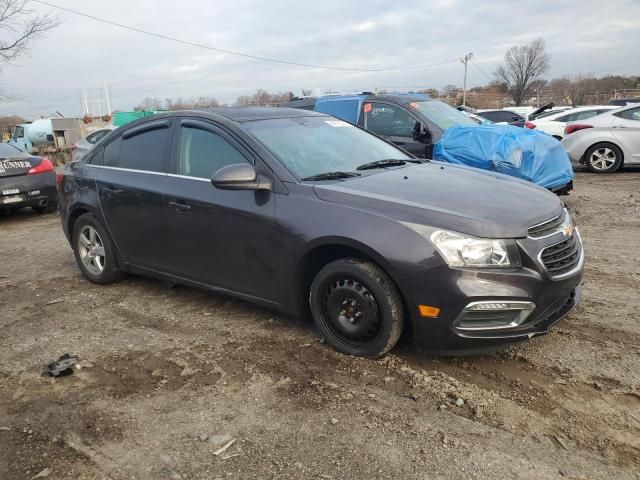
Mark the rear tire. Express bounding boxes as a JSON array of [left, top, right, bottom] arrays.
[[309, 258, 404, 358], [585, 143, 623, 173], [72, 213, 123, 284], [33, 201, 57, 214]]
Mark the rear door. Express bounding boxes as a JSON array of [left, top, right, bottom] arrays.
[[361, 102, 427, 157], [610, 107, 640, 162], [91, 120, 175, 269], [162, 119, 278, 299]]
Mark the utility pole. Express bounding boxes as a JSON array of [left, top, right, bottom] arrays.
[[104, 83, 112, 115], [460, 52, 473, 107]]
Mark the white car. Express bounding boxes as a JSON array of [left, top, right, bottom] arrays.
[[529, 106, 618, 140], [561, 104, 640, 173], [71, 125, 117, 162]]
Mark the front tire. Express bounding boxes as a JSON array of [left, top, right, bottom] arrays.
[[72, 213, 123, 284], [585, 143, 623, 173], [310, 258, 404, 357]]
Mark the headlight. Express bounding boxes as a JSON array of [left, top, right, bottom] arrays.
[[400, 222, 518, 268], [430, 230, 514, 268]]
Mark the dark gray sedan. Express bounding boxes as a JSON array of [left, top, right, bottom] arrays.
[[57, 108, 584, 357]]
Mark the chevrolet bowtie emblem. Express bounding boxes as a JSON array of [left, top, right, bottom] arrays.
[[562, 224, 574, 236]]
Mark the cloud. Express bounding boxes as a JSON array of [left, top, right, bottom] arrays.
[[1, 0, 638, 118]]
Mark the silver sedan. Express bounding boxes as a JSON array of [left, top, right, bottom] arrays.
[[562, 104, 640, 173], [71, 126, 117, 162]]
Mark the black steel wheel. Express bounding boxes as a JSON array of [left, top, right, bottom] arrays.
[[310, 258, 404, 357]]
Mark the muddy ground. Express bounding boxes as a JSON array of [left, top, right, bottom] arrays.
[[1, 171, 639, 479]]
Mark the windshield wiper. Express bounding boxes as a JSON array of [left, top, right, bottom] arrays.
[[301, 171, 362, 181], [356, 158, 426, 170]]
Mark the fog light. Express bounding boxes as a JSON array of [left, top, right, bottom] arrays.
[[455, 301, 535, 331], [418, 305, 441, 318], [29, 190, 40, 196]]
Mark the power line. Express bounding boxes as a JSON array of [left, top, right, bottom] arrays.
[[33, 0, 460, 72], [471, 60, 493, 81]]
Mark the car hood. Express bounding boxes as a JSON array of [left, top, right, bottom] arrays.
[[313, 162, 563, 238]]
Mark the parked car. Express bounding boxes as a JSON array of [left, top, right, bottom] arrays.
[[71, 126, 117, 162], [58, 108, 584, 357], [0, 143, 57, 213], [509, 103, 571, 128], [285, 93, 574, 192], [475, 109, 525, 124], [608, 98, 640, 107], [527, 106, 618, 140], [562, 104, 640, 173]]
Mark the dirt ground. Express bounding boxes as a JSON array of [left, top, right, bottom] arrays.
[[1, 171, 639, 479]]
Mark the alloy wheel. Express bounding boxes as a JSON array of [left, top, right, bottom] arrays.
[[78, 225, 106, 276], [589, 147, 617, 171]]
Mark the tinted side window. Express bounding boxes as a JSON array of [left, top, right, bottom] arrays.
[[364, 103, 416, 137], [104, 137, 122, 167], [87, 148, 104, 165], [478, 111, 501, 122], [178, 126, 249, 179], [119, 127, 170, 172], [615, 107, 640, 121]]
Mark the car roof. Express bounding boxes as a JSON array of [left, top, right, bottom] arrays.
[[203, 107, 326, 121], [541, 105, 617, 119]]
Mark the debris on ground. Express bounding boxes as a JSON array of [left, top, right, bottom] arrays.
[[46, 354, 78, 377], [213, 439, 236, 457]]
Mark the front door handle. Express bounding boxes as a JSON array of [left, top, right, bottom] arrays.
[[103, 185, 124, 194], [168, 200, 191, 212], [612, 125, 627, 129]]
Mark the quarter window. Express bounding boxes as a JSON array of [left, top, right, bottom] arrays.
[[178, 126, 249, 179], [104, 137, 122, 167], [118, 127, 170, 172], [364, 103, 417, 137]]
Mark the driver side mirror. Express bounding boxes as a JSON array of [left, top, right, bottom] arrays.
[[411, 122, 432, 144], [211, 163, 272, 191]]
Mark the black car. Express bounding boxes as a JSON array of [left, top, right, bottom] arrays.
[[57, 108, 584, 357], [0, 143, 57, 214]]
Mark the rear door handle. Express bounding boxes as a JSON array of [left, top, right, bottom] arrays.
[[168, 200, 191, 212], [103, 185, 124, 194], [612, 125, 627, 129]]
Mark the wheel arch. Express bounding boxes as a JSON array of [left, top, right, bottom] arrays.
[[583, 140, 625, 166], [292, 238, 410, 329]]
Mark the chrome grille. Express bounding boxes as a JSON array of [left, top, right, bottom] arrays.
[[539, 234, 581, 278], [528, 211, 565, 238]]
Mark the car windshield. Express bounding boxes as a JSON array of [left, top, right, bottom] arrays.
[[409, 100, 477, 130], [243, 116, 411, 180], [0, 143, 27, 157]]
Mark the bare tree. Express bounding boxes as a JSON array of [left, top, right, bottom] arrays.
[[134, 97, 163, 111], [0, 0, 59, 64], [495, 38, 550, 106]]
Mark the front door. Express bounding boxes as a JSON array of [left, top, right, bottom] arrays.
[[360, 102, 429, 157], [163, 119, 278, 301], [94, 121, 174, 269]]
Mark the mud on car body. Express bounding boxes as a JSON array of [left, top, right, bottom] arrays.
[[0, 143, 57, 213], [57, 108, 584, 357]]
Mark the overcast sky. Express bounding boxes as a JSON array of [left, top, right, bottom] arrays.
[[1, 0, 639, 119]]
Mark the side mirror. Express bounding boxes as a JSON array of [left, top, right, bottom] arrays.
[[512, 116, 520, 122], [211, 163, 272, 191], [411, 122, 432, 144]]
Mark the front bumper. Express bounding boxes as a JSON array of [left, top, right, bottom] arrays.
[[0, 172, 57, 210], [397, 233, 584, 353]]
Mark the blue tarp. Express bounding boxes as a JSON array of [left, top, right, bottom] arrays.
[[433, 124, 574, 190]]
